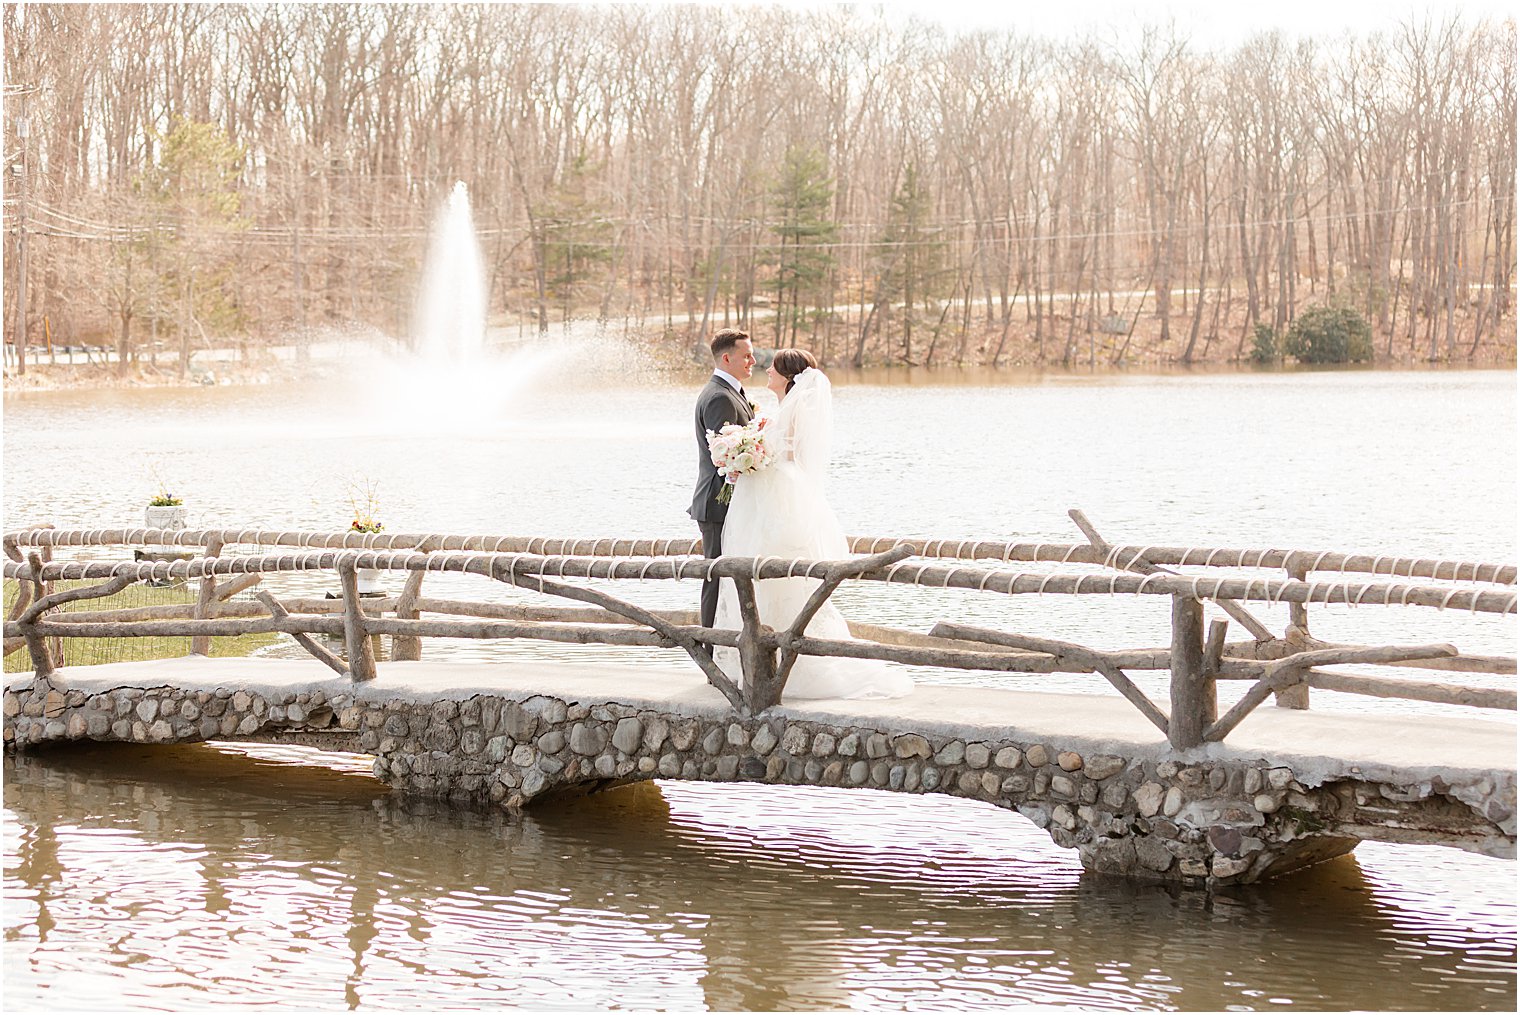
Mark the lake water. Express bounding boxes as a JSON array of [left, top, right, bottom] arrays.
[[3, 360, 1515, 1010]]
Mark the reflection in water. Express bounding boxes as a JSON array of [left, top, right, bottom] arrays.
[[3, 743, 1513, 1010], [4, 370, 1516, 1007]]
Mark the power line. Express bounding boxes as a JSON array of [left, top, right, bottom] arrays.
[[17, 193, 1510, 256]]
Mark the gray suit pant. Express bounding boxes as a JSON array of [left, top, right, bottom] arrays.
[[698, 520, 724, 631]]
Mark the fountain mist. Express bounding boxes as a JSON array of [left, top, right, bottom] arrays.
[[351, 181, 648, 437], [415, 181, 487, 360]]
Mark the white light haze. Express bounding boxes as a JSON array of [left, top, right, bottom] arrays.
[[880, 0, 1513, 47]]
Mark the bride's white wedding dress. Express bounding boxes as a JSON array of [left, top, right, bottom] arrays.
[[712, 368, 912, 700]]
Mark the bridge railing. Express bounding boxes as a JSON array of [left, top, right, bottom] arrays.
[[4, 510, 1514, 749]]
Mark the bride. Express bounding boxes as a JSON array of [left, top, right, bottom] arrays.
[[712, 348, 912, 700]]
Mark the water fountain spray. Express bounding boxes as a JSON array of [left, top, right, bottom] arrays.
[[415, 181, 487, 359]]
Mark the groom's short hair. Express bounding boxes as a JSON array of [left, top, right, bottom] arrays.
[[710, 328, 749, 359]]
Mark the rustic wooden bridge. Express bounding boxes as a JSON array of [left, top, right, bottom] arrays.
[[4, 510, 1514, 887]]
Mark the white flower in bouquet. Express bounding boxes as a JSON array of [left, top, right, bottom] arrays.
[[705, 417, 774, 504]]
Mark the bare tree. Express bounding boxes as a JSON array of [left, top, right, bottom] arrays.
[[2, 3, 1511, 375]]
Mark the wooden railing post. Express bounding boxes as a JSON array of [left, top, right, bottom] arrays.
[[191, 537, 224, 656], [338, 558, 378, 682], [36, 546, 62, 667], [391, 538, 436, 662], [22, 552, 56, 681], [1168, 594, 1213, 750], [1278, 558, 1312, 710], [3, 536, 37, 660], [731, 575, 777, 711]]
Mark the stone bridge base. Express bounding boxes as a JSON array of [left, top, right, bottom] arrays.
[[6, 677, 1512, 888]]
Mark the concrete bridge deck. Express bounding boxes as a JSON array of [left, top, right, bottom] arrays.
[[6, 655, 1513, 888]]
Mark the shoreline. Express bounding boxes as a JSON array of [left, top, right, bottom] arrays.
[[6, 309, 1516, 393], [5, 346, 1515, 394], [2, 357, 337, 393]]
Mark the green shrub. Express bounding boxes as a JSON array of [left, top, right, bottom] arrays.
[[1283, 305, 1374, 364], [1249, 324, 1278, 364]]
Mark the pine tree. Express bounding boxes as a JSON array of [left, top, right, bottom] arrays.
[[877, 163, 947, 363], [142, 117, 248, 377], [770, 146, 837, 347], [534, 152, 613, 327]]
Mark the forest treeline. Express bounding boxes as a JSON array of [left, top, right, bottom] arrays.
[[2, 3, 1514, 374]]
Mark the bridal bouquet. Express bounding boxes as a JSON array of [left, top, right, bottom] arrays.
[[706, 418, 774, 504]]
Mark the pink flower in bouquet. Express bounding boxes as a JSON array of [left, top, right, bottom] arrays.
[[705, 417, 775, 504]]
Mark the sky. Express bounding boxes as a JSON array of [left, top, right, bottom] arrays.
[[878, 0, 1515, 48]]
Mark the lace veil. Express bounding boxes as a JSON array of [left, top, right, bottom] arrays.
[[773, 367, 833, 485]]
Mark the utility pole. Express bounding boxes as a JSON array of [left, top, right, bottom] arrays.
[[14, 97, 29, 377]]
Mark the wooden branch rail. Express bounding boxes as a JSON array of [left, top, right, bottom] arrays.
[[848, 536, 1516, 585], [15, 609, 1509, 717], [19, 598, 691, 634], [933, 623, 1517, 684], [1219, 634, 1515, 675], [5, 528, 709, 557], [1214, 660, 1516, 710], [927, 622, 1172, 735], [1265, 668, 1515, 711], [13, 616, 346, 638], [8, 552, 1514, 615], [257, 592, 347, 676], [1069, 509, 1277, 643], [8, 527, 1513, 585], [1204, 643, 1460, 742], [5, 514, 1511, 740]]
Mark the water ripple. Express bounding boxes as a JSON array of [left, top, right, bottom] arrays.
[[5, 373, 1517, 1009]]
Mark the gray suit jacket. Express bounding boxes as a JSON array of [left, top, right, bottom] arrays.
[[689, 375, 754, 523]]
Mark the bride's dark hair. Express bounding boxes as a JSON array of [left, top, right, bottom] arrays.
[[771, 348, 819, 393]]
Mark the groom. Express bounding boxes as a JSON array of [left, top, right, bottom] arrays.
[[690, 328, 756, 629]]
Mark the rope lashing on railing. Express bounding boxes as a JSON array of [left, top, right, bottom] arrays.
[[8, 527, 1514, 586], [7, 528, 1513, 736], [940, 565, 972, 588], [6, 552, 1516, 614]]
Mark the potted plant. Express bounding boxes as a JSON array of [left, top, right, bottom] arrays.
[[137, 467, 192, 579], [347, 479, 385, 595], [145, 467, 187, 532]]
